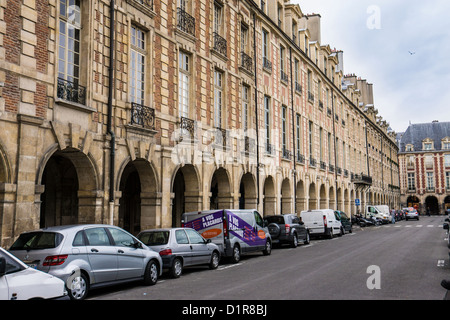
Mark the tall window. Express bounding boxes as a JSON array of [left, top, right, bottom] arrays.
[[282, 106, 287, 152], [178, 52, 190, 118], [242, 85, 249, 132], [328, 133, 332, 164], [214, 3, 223, 35], [130, 26, 146, 104], [264, 96, 270, 151], [241, 24, 248, 53], [58, 0, 81, 85], [214, 70, 223, 128], [319, 128, 323, 162], [446, 172, 450, 190], [407, 173, 415, 191], [308, 121, 313, 158], [427, 172, 434, 190], [296, 114, 301, 158], [444, 154, 450, 167], [280, 46, 285, 75], [262, 29, 269, 61]]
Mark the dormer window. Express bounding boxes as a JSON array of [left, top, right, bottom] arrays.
[[422, 138, 434, 151], [405, 144, 414, 152], [442, 138, 450, 150]]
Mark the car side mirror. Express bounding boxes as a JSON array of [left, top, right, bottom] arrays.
[[0, 256, 6, 277], [206, 239, 211, 243], [444, 223, 449, 230]]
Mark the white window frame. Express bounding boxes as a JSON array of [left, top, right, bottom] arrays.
[[130, 26, 146, 105], [178, 51, 190, 118]]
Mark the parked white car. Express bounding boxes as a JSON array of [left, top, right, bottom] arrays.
[[0, 247, 67, 300]]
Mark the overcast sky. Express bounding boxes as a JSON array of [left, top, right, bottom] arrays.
[[291, 0, 450, 133]]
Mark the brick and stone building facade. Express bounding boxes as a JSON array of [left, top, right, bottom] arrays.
[[398, 121, 450, 214], [0, 0, 399, 247]]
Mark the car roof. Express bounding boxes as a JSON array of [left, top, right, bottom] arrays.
[[17, 224, 121, 234]]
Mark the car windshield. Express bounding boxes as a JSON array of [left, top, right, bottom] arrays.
[[265, 216, 285, 224], [9, 232, 64, 250], [138, 231, 169, 245]]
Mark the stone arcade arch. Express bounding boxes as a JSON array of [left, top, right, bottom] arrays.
[[39, 148, 100, 228], [425, 196, 439, 215], [296, 180, 306, 214], [263, 176, 276, 216], [308, 182, 317, 210], [210, 167, 232, 210], [281, 178, 291, 214], [319, 184, 327, 209], [0, 143, 13, 246], [118, 158, 160, 235], [172, 164, 201, 227], [239, 172, 257, 210]]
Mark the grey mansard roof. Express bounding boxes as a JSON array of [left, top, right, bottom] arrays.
[[399, 121, 450, 152]]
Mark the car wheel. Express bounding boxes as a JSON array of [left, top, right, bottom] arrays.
[[209, 251, 220, 269], [67, 272, 89, 300], [290, 233, 298, 248], [143, 260, 159, 285], [263, 240, 272, 256], [328, 228, 334, 239], [231, 245, 241, 263], [304, 231, 310, 245], [170, 257, 183, 278]]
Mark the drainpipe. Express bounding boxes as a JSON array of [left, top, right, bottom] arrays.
[[253, 12, 260, 207], [289, 48, 297, 214], [107, 0, 116, 225]]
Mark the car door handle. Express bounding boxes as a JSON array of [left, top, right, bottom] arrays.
[[91, 248, 99, 253], [118, 250, 124, 254]]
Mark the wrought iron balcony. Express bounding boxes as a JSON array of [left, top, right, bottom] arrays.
[[344, 169, 349, 177], [214, 127, 228, 148], [244, 136, 256, 154], [177, 7, 195, 37], [135, 0, 153, 10], [297, 152, 305, 164], [318, 100, 324, 110], [213, 32, 227, 57], [352, 173, 373, 186], [180, 116, 195, 141], [328, 164, 335, 173], [336, 167, 342, 175], [240, 52, 253, 73], [131, 102, 155, 129], [309, 156, 316, 167], [282, 148, 292, 160], [308, 91, 314, 103], [265, 143, 275, 155], [280, 70, 289, 83], [320, 161, 327, 170], [263, 57, 272, 72], [327, 108, 332, 117], [295, 82, 302, 94], [57, 78, 86, 105]]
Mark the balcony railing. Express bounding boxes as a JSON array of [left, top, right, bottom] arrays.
[[280, 70, 289, 83], [57, 78, 86, 105], [244, 136, 256, 154], [318, 100, 324, 110], [177, 7, 195, 37], [320, 161, 327, 170], [180, 116, 195, 141], [265, 143, 275, 155], [295, 82, 302, 94], [352, 173, 373, 185], [240, 52, 253, 73], [131, 102, 155, 129], [214, 127, 228, 149], [297, 152, 305, 164], [309, 156, 316, 167], [308, 91, 314, 103], [135, 0, 153, 10], [213, 32, 227, 57], [282, 148, 292, 160], [263, 57, 272, 72], [328, 164, 335, 173]]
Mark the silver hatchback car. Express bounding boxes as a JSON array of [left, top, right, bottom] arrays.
[[137, 228, 221, 278], [9, 224, 163, 300]]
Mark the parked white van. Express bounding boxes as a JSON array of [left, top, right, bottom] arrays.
[[181, 209, 272, 263], [300, 209, 342, 239], [367, 205, 390, 224]]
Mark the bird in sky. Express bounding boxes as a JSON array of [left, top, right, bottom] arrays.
[[408, 51, 416, 55]]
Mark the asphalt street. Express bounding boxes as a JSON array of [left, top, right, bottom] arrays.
[[89, 216, 450, 301]]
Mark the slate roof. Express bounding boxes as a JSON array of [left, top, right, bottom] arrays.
[[399, 121, 450, 152]]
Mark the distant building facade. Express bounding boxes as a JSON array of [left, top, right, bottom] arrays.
[[0, 0, 399, 247], [398, 121, 450, 214]]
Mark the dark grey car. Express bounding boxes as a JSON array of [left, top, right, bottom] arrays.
[[264, 214, 310, 248], [137, 228, 221, 278]]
